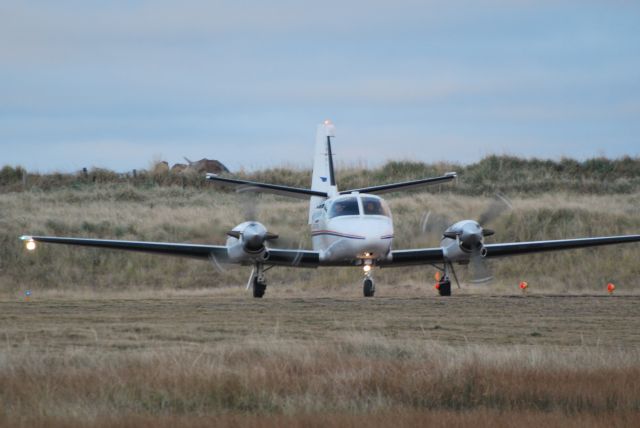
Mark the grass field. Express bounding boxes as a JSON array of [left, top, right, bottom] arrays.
[[1, 294, 639, 427], [1, 166, 640, 426], [1, 185, 640, 294]]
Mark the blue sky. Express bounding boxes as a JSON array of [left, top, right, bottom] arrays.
[[1, 1, 639, 172]]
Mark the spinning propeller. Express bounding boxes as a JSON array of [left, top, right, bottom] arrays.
[[423, 193, 512, 284]]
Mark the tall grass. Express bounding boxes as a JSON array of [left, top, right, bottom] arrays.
[[1, 183, 639, 293], [1, 335, 638, 426]]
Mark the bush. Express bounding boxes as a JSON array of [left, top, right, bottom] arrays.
[[0, 165, 26, 185]]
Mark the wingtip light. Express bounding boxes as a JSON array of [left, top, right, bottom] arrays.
[[22, 237, 36, 251]]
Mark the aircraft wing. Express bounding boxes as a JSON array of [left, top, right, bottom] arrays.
[[206, 174, 327, 199], [21, 235, 230, 260], [484, 235, 640, 258], [265, 248, 321, 267], [383, 248, 446, 266], [20, 235, 324, 268], [384, 234, 640, 266], [340, 172, 456, 195]]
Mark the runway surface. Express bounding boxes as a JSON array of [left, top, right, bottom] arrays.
[[3, 294, 639, 350]]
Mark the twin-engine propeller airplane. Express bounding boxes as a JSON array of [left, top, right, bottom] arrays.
[[21, 120, 640, 297]]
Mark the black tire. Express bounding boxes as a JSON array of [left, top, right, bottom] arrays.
[[363, 278, 375, 297], [253, 278, 266, 298], [438, 280, 451, 297]]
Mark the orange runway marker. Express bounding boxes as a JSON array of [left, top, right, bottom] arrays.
[[519, 281, 528, 294]]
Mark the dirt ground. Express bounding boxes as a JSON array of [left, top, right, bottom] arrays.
[[3, 294, 639, 350], [2, 294, 640, 427]]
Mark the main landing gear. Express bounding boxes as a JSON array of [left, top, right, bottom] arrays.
[[437, 275, 451, 296], [435, 263, 459, 297], [251, 263, 268, 298]]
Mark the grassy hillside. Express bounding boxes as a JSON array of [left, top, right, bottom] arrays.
[[1, 181, 639, 294], [2, 155, 640, 195]]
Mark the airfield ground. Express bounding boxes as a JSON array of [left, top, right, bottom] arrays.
[[1, 292, 639, 427]]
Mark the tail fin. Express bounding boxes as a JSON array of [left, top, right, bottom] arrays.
[[309, 120, 338, 223]]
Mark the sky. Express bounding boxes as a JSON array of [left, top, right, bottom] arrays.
[[1, 0, 639, 172]]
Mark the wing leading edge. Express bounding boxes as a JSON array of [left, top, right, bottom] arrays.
[[386, 234, 640, 267], [20, 236, 322, 267], [21, 236, 229, 260], [484, 234, 640, 258]]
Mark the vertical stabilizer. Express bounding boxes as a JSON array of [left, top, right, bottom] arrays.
[[309, 120, 338, 223]]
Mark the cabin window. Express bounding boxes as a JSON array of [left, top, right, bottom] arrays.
[[362, 196, 391, 217], [328, 197, 360, 218]]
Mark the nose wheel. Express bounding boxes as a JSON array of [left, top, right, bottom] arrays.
[[363, 276, 375, 297]]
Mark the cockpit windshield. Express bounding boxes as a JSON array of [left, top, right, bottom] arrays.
[[362, 196, 391, 217], [328, 197, 360, 218]]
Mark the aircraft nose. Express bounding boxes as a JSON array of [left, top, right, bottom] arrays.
[[362, 222, 393, 256]]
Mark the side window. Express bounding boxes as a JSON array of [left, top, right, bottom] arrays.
[[328, 198, 360, 218]]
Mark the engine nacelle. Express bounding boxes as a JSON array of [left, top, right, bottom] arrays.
[[226, 221, 277, 263], [441, 220, 489, 262]]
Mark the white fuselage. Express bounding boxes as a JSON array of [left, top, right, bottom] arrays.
[[309, 193, 394, 263]]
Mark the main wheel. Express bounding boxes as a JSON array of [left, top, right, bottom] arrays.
[[438, 280, 451, 297], [363, 278, 375, 297], [253, 278, 266, 298]]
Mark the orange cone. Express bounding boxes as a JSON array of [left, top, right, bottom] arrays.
[[519, 281, 528, 294]]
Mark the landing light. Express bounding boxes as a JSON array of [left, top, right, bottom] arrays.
[[363, 264, 372, 273], [25, 239, 36, 251]]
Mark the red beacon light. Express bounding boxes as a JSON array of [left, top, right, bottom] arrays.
[[607, 283, 615, 295]]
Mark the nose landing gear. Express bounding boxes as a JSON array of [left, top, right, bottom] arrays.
[[363, 275, 375, 297]]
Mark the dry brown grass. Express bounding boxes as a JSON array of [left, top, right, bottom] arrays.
[[1, 185, 639, 294], [1, 295, 640, 426]]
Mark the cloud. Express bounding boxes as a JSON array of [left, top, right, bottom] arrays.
[[1, 1, 639, 171]]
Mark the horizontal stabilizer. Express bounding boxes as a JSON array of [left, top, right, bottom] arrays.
[[206, 174, 328, 200], [340, 172, 456, 195]]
